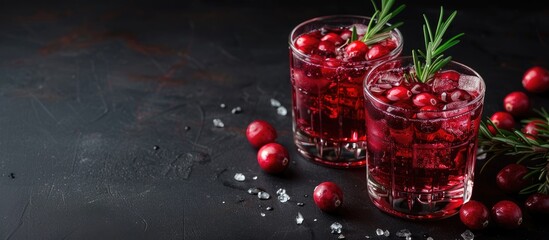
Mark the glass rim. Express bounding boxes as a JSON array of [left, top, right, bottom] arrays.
[[288, 15, 404, 66], [363, 56, 486, 115]]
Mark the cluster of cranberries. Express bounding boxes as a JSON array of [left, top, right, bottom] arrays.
[[294, 25, 398, 63], [459, 65, 549, 230], [246, 120, 344, 212]]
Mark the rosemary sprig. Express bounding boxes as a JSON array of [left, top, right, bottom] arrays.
[[361, 0, 405, 45], [478, 107, 549, 195], [412, 7, 464, 83]]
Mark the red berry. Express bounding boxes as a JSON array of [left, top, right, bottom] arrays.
[[345, 40, 368, 61], [257, 143, 289, 174], [491, 200, 523, 229], [340, 29, 352, 41], [460, 200, 491, 230], [490, 111, 516, 131], [321, 32, 344, 46], [294, 34, 320, 54], [435, 70, 461, 81], [317, 40, 336, 56], [313, 181, 343, 212], [386, 86, 412, 102], [522, 119, 545, 136], [246, 120, 277, 148], [522, 66, 549, 93], [524, 193, 549, 215], [366, 44, 390, 60], [449, 89, 472, 102], [412, 92, 437, 107], [503, 91, 531, 117], [496, 163, 530, 194]]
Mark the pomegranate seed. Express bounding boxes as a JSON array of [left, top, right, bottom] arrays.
[[317, 40, 336, 56], [496, 163, 530, 194], [321, 32, 344, 46], [522, 66, 549, 93], [435, 70, 460, 81], [366, 44, 390, 60], [522, 119, 545, 136], [257, 143, 289, 174], [313, 181, 343, 212], [503, 91, 531, 117], [524, 193, 549, 215], [345, 40, 368, 61], [491, 200, 523, 229], [459, 200, 490, 230], [490, 111, 516, 131], [386, 86, 412, 101], [246, 120, 277, 148], [412, 92, 437, 107], [295, 34, 320, 54]]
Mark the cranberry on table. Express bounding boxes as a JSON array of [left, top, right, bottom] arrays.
[[522, 66, 549, 93], [459, 200, 490, 230], [489, 111, 516, 132], [503, 91, 531, 117], [522, 119, 545, 136], [491, 200, 523, 229], [524, 193, 549, 215], [246, 120, 277, 148], [257, 143, 289, 174], [496, 163, 530, 194], [313, 181, 343, 212]]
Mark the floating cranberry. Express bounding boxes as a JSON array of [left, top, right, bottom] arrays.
[[490, 111, 516, 131], [459, 200, 490, 230], [367, 44, 390, 60], [246, 120, 277, 148], [321, 32, 344, 46], [340, 29, 352, 41], [522, 119, 545, 136], [491, 200, 523, 229], [313, 181, 343, 212], [257, 143, 289, 174], [345, 40, 368, 61], [317, 40, 336, 56], [412, 92, 437, 107], [436, 70, 460, 81], [522, 66, 549, 93], [503, 91, 531, 117], [496, 163, 530, 194], [524, 193, 549, 215], [321, 57, 341, 80], [295, 34, 320, 54], [386, 86, 412, 102]]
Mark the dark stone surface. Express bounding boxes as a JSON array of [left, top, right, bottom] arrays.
[[0, 1, 548, 239]]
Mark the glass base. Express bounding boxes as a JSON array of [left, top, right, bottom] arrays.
[[293, 129, 366, 168], [367, 176, 471, 220]]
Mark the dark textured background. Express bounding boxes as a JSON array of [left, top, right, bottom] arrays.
[[1, 1, 548, 239]]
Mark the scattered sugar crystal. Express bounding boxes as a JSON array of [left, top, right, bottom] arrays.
[[461, 230, 474, 240], [426, 237, 433, 240], [247, 187, 264, 195], [330, 222, 343, 234], [365, 236, 371, 239], [253, 176, 258, 180], [257, 191, 270, 200], [276, 188, 290, 203], [270, 98, 281, 107], [296, 202, 304, 206], [222, 201, 225, 204], [277, 106, 287, 116], [234, 173, 245, 181], [458, 74, 481, 92], [384, 230, 390, 237], [231, 106, 242, 114], [296, 212, 304, 225], [260, 213, 266, 217], [338, 234, 345, 239], [220, 103, 226, 108], [266, 206, 273, 211], [396, 229, 411, 238], [313, 219, 317, 222], [376, 229, 384, 236], [213, 119, 224, 128]]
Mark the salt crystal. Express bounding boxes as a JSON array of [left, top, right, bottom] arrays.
[[384, 230, 390, 237], [276, 188, 290, 203], [277, 106, 287, 116], [270, 98, 281, 107], [257, 191, 270, 200], [376, 229, 384, 236], [231, 106, 242, 114], [213, 119, 224, 128], [330, 222, 343, 234], [233, 173, 245, 181], [296, 212, 304, 225], [461, 230, 474, 240], [396, 229, 411, 238]]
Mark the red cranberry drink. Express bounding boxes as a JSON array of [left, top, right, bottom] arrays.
[[288, 9, 404, 168], [364, 8, 485, 219]]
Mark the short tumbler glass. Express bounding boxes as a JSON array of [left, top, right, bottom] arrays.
[[363, 56, 485, 219], [288, 15, 403, 168]]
